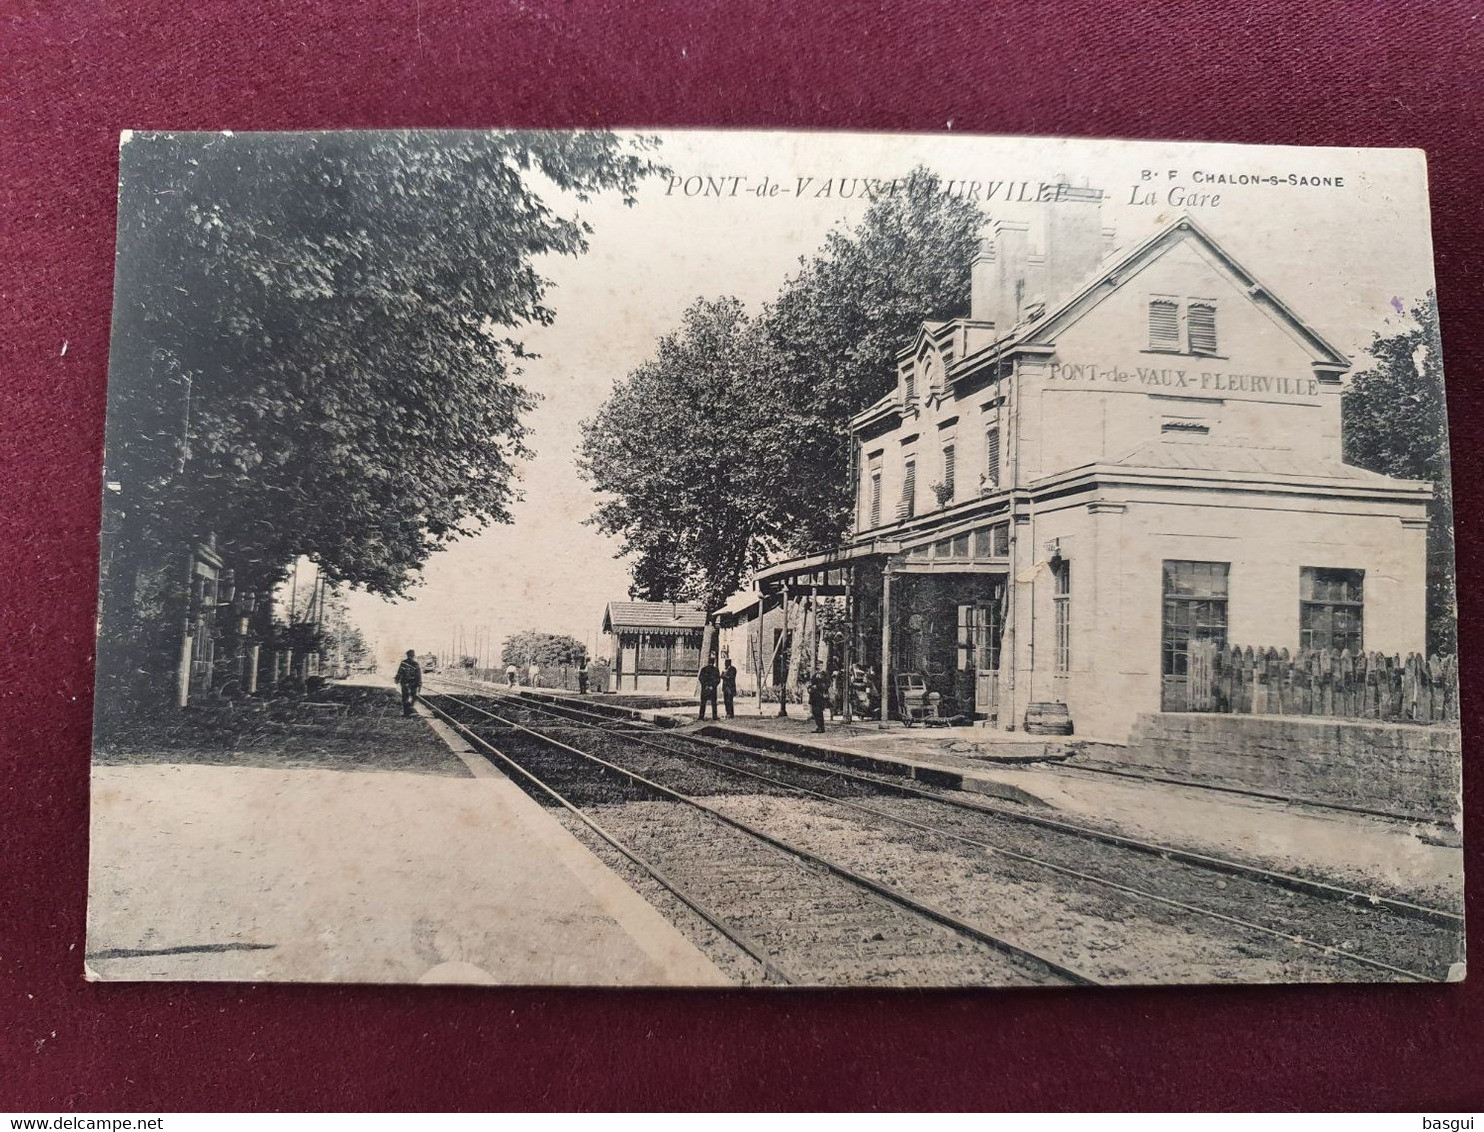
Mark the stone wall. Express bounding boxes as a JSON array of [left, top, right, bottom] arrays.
[[1117, 713, 1462, 822]]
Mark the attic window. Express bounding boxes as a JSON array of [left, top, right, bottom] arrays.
[[1148, 299, 1180, 349], [1188, 302, 1218, 355], [903, 370, 917, 404], [1149, 297, 1219, 355]]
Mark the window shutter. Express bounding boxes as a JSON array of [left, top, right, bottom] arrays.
[[1148, 299, 1180, 348], [900, 460, 916, 518], [942, 444, 955, 501], [903, 371, 916, 404], [1188, 303, 1217, 354], [869, 473, 882, 528], [984, 427, 1000, 487]]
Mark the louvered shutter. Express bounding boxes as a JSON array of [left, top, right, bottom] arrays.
[[1188, 303, 1217, 354], [984, 427, 1000, 487], [1148, 299, 1180, 348], [942, 444, 955, 501], [869, 473, 882, 528], [900, 460, 916, 519]]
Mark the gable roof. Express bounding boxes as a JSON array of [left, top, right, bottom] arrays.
[[1011, 215, 1352, 371], [602, 600, 707, 634], [854, 215, 1354, 435]]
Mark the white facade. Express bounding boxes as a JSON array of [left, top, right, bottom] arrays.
[[770, 202, 1431, 742]]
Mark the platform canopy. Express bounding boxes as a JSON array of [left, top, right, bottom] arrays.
[[752, 541, 898, 596]]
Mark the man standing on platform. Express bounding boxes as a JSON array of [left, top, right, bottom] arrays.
[[721, 656, 738, 719], [505, 662, 518, 688], [395, 649, 423, 718], [807, 670, 829, 733], [698, 656, 721, 721]]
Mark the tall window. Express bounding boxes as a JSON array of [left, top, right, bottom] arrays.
[[957, 600, 1003, 673], [941, 443, 956, 502], [984, 426, 1000, 488], [1300, 567, 1364, 653], [900, 459, 916, 519], [868, 471, 882, 528], [1052, 559, 1071, 672], [1161, 561, 1229, 677], [903, 370, 916, 404]]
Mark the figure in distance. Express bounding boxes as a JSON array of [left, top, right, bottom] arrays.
[[395, 649, 423, 718]]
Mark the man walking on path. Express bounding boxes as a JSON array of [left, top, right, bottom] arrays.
[[721, 657, 738, 718], [698, 657, 721, 721], [505, 663, 518, 688], [395, 650, 423, 717], [577, 657, 590, 694], [527, 661, 541, 688]]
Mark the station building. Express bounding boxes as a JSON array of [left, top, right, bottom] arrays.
[[601, 600, 707, 693], [753, 198, 1431, 740]]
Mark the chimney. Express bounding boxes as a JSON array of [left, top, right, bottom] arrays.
[[969, 186, 1112, 333], [1042, 181, 1107, 305], [971, 219, 1037, 329]]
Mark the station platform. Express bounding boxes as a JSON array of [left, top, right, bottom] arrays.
[[499, 686, 1463, 910], [86, 689, 728, 986]]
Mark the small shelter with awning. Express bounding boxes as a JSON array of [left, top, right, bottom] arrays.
[[601, 600, 707, 693]]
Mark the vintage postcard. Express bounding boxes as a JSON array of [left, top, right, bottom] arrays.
[[89, 129, 1463, 987]]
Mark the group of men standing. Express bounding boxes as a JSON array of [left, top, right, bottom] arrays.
[[696, 657, 739, 721]]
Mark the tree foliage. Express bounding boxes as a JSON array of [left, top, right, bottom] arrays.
[[762, 170, 984, 548], [500, 630, 588, 670], [578, 297, 783, 608], [99, 130, 659, 688], [580, 169, 983, 608], [1342, 292, 1456, 655]]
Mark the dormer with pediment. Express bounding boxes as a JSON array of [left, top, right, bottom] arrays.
[[896, 319, 999, 417]]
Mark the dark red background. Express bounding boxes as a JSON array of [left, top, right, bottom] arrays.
[[4, 0, 1481, 1111]]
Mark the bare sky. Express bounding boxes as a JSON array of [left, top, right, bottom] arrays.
[[343, 131, 1437, 668]]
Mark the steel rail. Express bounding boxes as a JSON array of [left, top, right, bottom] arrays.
[[430, 692, 1096, 987], [479, 680, 1462, 932], [419, 694, 797, 986], [460, 685, 1449, 983]]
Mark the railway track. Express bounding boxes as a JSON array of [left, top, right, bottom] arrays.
[[425, 683, 1463, 985], [421, 691, 1093, 987]]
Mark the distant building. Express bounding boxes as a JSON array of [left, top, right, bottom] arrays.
[[752, 198, 1430, 739], [601, 600, 707, 692]]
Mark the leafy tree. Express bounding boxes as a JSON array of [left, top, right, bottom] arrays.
[[97, 129, 660, 697], [761, 168, 984, 549], [580, 169, 984, 606], [1342, 292, 1456, 655], [579, 297, 783, 609], [500, 630, 589, 670]]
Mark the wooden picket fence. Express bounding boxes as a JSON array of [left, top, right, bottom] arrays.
[[1185, 641, 1459, 724]]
